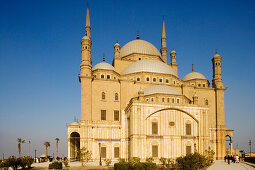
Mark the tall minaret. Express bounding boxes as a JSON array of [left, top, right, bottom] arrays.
[[161, 17, 167, 63], [80, 4, 92, 121], [212, 50, 226, 159], [212, 50, 224, 88]]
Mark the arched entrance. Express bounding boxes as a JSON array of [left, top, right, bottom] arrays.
[[70, 132, 80, 161], [226, 135, 232, 156]]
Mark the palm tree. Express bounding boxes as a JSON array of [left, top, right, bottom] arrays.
[[17, 138, 25, 157], [44, 141, 50, 160], [55, 138, 59, 158]]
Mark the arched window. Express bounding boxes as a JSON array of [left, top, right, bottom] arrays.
[[115, 93, 118, 101], [102, 92, 105, 100]]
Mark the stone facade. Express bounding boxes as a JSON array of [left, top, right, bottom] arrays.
[[67, 5, 233, 161]]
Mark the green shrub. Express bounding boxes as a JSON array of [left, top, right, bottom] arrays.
[[7, 157, 20, 170], [159, 157, 167, 165], [128, 157, 140, 167], [0, 159, 8, 168], [141, 162, 157, 170], [176, 152, 208, 170], [114, 162, 129, 170], [104, 158, 112, 166], [146, 157, 154, 163], [118, 158, 126, 163], [48, 161, 62, 169], [24, 156, 34, 168], [18, 157, 27, 169], [63, 159, 69, 167], [114, 162, 156, 170]]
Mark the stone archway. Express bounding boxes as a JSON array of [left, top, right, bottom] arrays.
[[70, 132, 80, 161], [226, 135, 232, 156]]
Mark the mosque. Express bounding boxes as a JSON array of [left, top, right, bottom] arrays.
[[67, 5, 233, 161]]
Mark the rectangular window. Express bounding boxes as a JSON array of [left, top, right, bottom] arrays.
[[101, 74, 104, 79], [107, 75, 111, 79], [101, 147, 106, 158], [152, 145, 158, 157], [186, 146, 191, 155], [186, 123, 191, 135], [101, 110, 106, 120], [162, 98, 165, 102], [114, 110, 119, 121], [152, 122, 158, 135], [172, 98, 175, 103], [146, 77, 150, 82], [159, 78, 163, 82], [153, 78, 156, 82], [177, 98, 180, 103], [114, 147, 119, 158], [166, 79, 169, 83]]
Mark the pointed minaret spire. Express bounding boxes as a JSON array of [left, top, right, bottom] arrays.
[[85, 3, 91, 37], [162, 16, 166, 38], [161, 16, 167, 63]]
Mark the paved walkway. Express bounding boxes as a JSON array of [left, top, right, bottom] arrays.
[[208, 160, 255, 170]]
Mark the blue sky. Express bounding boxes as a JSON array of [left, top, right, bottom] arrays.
[[0, 0, 255, 158]]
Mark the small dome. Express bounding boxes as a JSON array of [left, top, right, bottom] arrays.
[[183, 72, 207, 81], [144, 85, 181, 96], [70, 121, 79, 126], [92, 62, 117, 72], [114, 42, 120, 47], [171, 49, 176, 54], [122, 59, 177, 77], [120, 39, 161, 58], [214, 53, 221, 58]]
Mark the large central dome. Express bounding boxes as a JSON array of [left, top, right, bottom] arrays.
[[120, 39, 161, 58], [122, 59, 178, 77]]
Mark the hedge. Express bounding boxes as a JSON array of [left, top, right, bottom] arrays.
[[48, 161, 62, 169], [114, 162, 157, 170]]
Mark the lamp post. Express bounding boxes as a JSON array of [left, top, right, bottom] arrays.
[[99, 143, 102, 166]]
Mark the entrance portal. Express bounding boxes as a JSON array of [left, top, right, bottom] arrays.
[[70, 132, 80, 161]]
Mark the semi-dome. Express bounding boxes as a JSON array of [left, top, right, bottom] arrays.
[[120, 39, 161, 58], [144, 85, 181, 96], [92, 62, 117, 72], [122, 59, 177, 77], [183, 72, 207, 81]]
